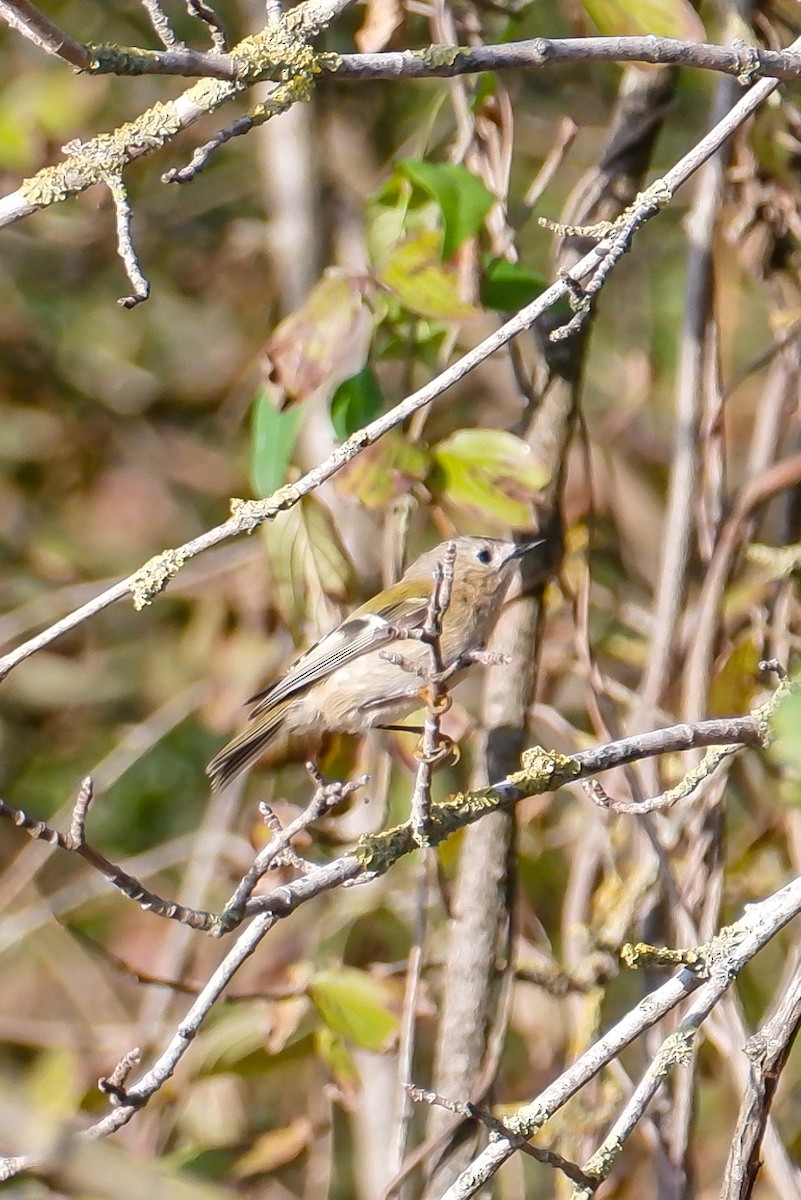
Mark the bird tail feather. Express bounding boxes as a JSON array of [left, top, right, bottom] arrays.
[[206, 708, 286, 792]]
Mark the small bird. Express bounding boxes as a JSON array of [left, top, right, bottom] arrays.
[[206, 535, 544, 791]]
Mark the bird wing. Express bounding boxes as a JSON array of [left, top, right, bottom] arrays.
[[245, 589, 431, 718]]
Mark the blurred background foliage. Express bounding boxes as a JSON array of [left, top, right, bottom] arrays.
[[2, 0, 801, 1195]]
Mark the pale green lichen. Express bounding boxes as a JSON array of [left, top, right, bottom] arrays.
[[432, 787, 506, 836], [20, 8, 328, 215], [654, 1025, 696, 1072], [700, 923, 747, 980], [540, 178, 674, 240], [20, 100, 182, 207], [754, 674, 794, 748], [181, 69, 240, 116], [416, 44, 464, 70], [576, 1139, 623, 1197], [353, 746, 585, 874], [622, 923, 747, 981], [621, 941, 707, 975], [503, 1101, 549, 1139], [508, 746, 581, 793], [230, 485, 302, 533], [247, 32, 317, 76], [130, 549, 187, 610], [652, 743, 739, 811], [354, 824, 413, 875], [87, 44, 169, 76], [746, 541, 801, 579]]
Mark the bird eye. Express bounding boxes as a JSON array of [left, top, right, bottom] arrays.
[[476, 547, 492, 565]]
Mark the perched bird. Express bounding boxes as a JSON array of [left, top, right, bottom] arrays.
[[207, 535, 544, 790]]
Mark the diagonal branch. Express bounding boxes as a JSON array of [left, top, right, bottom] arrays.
[[440, 874, 801, 1200], [0, 53, 792, 680]]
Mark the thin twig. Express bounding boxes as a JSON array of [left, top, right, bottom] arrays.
[[580, 742, 742, 814], [407, 1087, 596, 1189], [0, 41, 784, 670], [0, 0, 90, 68], [0, 786, 217, 930], [391, 861, 431, 1177], [218, 766, 368, 928], [639, 73, 735, 713], [108, 176, 150, 308], [326, 36, 801, 84], [186, 0, 228, 52], [0, 695, 788, 1175], [719, 948, 801, 1200], [140, 0, 180, 49], [409, 541, 457, 845]]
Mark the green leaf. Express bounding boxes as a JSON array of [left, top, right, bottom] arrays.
[[314, 1027, 360, 1092], [431, 428, 549, 528], [330, 367, 385, 439], [250, 386, 303, 497], [380, 231, 476, 321], [397, 159, 496, 260], [481, 259, 548, 312], [769, 689, 801, 776], [308, 967, 398, 1051], [580, 0, 705, 39]]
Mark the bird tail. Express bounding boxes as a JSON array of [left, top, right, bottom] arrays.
[[206, 706, 287, 792]]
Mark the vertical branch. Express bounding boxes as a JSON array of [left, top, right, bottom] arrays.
[[410, 542, 456, 846], [639, 75, 737, 715], [424, 62, 678, 1197]]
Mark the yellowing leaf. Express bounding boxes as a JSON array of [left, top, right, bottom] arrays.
[[264, 496, 352, 633], [581, 0, 705, 39], [379, 231, 476, 321], [335, 430, 429, 508], [431, 429, 549, 528], [235, 1118, 311, 1178], [308, 967, 399, 1051], [266, 269, 374, 407], [708, 633, 761, 718]]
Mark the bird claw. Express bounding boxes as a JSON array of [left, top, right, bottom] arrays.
[[414, 733, 460, 767], [420, 687, 452, 715]]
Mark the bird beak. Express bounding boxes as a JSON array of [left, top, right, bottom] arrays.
[[505, 538, 545, 563]]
